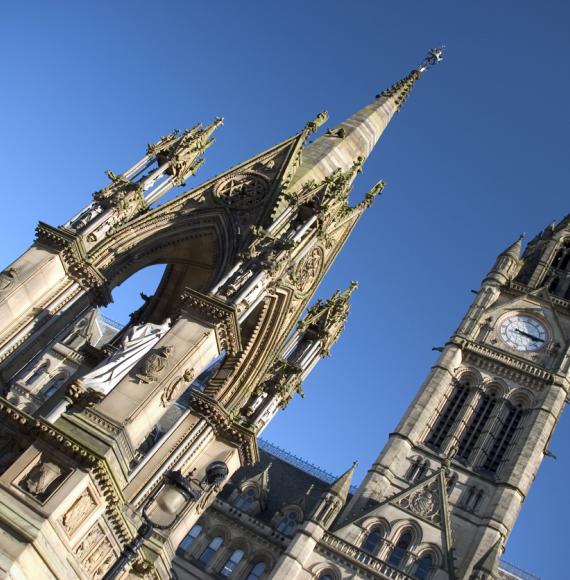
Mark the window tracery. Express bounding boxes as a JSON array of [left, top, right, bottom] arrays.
[[275, 510, 299, 535], [387, 530, 413, 568], [361, 527, 383, 554], [426, 378, 470, 451]]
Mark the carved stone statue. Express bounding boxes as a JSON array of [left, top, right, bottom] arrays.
[[80, 318, 171, 395]]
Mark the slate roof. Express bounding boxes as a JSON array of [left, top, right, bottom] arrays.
[[219, 448, 331, 526]]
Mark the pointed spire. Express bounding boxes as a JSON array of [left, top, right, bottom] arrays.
[[328, 460, 358, 505], [154, 117, 224, 186], [484, 233, 524, 286], [500, 233, 524, 260], [288, 48, 444, 191]]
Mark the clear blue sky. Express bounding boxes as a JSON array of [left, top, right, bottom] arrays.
[[1, 1, 568, 577]]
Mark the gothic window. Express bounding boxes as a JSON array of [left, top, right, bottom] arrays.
[[234, 487, 257, 511], [42, 372, 68, 399], [220, 549, 245, 577], [406, 458, 429, 482], [457, 393, 496, 463], [462, 486, 484, 512], [361, 528, 383, 553], [245, 562, 266, 580], [25, 362, 49, 385], [276, 510, 299, 535], [482, 403, 523, 473], [199, 536, 223, 564], [414, 553, 434, 580], [179, 524, 202, 551], [387, 530, 412, 567], [426, 379, 470, 450]]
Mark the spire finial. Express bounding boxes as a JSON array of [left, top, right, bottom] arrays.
[[418, 47, 445, 73]]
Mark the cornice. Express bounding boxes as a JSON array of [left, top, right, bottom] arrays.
[[35, 222, 111, 306], [188, 390, 259, 465], [179, 288, 242, 355], [453, 338, 556, 392]]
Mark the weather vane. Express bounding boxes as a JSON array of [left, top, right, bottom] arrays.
[[418, 46, 445, 73]]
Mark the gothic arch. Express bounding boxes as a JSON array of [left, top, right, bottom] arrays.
[[455, 367, 483, 388], [505, 387, 535, 409], [480, 379, 508, 399]]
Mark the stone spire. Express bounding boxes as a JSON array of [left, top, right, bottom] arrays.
[[484, 234, 524, 286], [328, 460, 358, 505], [289, 48, 444, 191]]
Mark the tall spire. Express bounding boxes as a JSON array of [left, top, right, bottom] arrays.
[[289, 48, 444, 191]]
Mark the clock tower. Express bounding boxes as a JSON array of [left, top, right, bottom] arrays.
[[336, 217, 570, 579]]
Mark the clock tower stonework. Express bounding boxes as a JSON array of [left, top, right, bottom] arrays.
[[336, 218, 570, 578]]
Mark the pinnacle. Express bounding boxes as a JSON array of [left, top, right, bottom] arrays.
[[288, 53, 442, 193]]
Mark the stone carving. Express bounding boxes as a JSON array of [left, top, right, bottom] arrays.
[[396, 478, 442, 525], [76, 523, 105, 560], [62, 489, 97, 535], [84, 537, 114, 575], [215, 172, 269, 210], [294, 246, 324, 294], [20, 459, 65, 501], [161, 368, 195, 407], [80, 318, 171, 394], [135, 345, 174, 384], [0, 268, 16, 292]]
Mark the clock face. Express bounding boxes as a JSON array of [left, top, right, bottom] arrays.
[[499, 314, 548, 352]]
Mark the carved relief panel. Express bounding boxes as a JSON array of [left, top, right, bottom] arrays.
[[17, 453, 70, 504], [75, 521, 117, 579], [61, 487, 98, 537]]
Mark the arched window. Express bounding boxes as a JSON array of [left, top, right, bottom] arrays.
[[179, 524, 202, 551], [414, 553, 434, 580], [387, 531, 412, 567], [234, 487, 256, 511], [276, 511, 299, 535], [25, 362, 49, 385], [482, 403, 523, 473], [457, 392, 496, 464], [199, 536, 223, 564], [426, 380, 470, 451], [220, 548, 245, 577], [361, 528, 383, 553], [245, 561, 266, 580]]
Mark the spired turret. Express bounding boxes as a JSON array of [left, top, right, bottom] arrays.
[[483, 234, 524, 286]]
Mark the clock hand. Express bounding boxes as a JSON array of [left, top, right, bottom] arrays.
[[514, 328, 545, 343]]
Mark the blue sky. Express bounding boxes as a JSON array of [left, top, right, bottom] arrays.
[[1, 1, 568, 577]]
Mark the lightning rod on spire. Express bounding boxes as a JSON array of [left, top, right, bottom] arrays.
[[418, 47, 445, 73]]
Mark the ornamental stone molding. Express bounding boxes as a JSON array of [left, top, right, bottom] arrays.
[[180, 288, 242, 354], [188, 390, 258, 465], [293, 246, 324, 295], [214, 172, 270, 210], [35, 222, 112, 305]]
